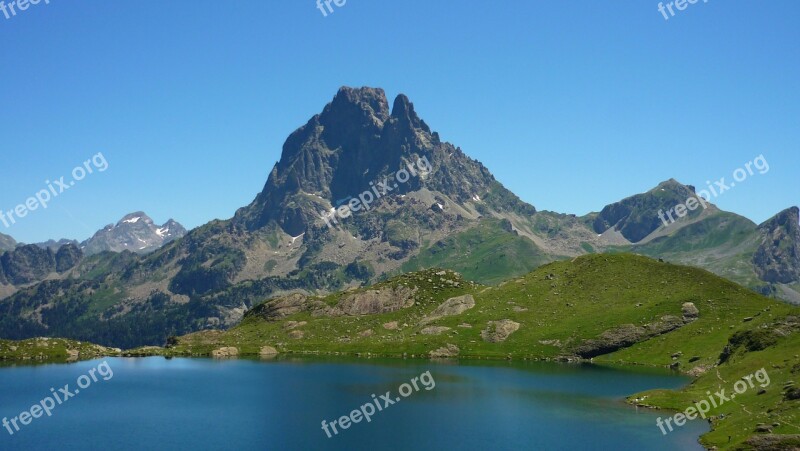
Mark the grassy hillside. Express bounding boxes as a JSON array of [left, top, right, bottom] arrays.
[[155, 254, 798, 449], [401, 218, 552, 285], [0, 337, 120, 363], [4, 253, 798, 448]]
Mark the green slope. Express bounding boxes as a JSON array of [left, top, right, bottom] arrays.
[[401, 218, 552, 285]]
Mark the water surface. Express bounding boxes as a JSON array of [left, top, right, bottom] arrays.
[[0, 357, 708, 450]]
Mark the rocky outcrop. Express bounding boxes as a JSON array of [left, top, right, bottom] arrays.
[[754, 207, 800, 284], [0, 232, 15, 252], [420, 294, 475, 325], [429, 344, 459, 358], [211, 347, 239, 358], [259, 346, 279, 357], [742, 434, 800, 451], [247, 293, 328, 321], [334, 285, 417, 316], [572, 315, 686, 358], [682, 302, 699, 321], [481, 319, 520, 343]]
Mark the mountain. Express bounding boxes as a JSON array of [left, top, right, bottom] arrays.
[[0, 243, 83, 299], [80, 212, 187, 255], [0, 232, 16, 252], [35, 239, 80, 251], [0, 86, 796, 349], [754, 206, 800, 284]]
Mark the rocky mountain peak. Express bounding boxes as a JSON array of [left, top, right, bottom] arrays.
[[390, 94, 430, 133], [234, 86, 532, 235], [321, 86, 390, 128], [81, 212, 186, 256], [754, 206, 800, 284], [592, 179, 709, 243]]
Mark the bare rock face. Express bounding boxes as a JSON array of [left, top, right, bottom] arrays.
[[754, 207, 800, 284], [420, 294, 475, 325], [247, 293, 328, 321], [383, 321, 399, 330], [682, 302, 700, 321], [429, 344, 460, 358], [420, 326, 451, 335], [481, 319, 520, 343], [211, 347, 239, 358], [572, 315, 686, 358], [335, 285, 417, 316]]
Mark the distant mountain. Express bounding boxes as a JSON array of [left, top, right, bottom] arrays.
[[0, 232, 16, 252], [0, 86, 796, 349], [81, 212, 187, 256], [0, 243, 82, 286], [35, 239, 80, 251], [592, 179, 709, 243]]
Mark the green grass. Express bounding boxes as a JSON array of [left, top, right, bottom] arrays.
[[0, 337, 119, 363], [401, 218, 552, 285]]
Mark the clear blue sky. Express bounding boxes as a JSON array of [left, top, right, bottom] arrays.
[[1, 1, 797, 243]]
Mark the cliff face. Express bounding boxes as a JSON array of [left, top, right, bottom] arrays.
[[233, 87, 533, 236], [754, 206, 800, 284]]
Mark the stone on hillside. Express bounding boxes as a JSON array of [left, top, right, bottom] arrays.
[[682, 302, 699, 320], [481, 319, 520, 343], [335, 286, 417, 316], [420, 294, 475, 325], [429, 344, 460, 358], [211, 347, 239, 358], [259, 346, 279, 357], [420, 326, 451, 335]]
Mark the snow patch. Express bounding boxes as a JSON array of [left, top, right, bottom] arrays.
[[122, 217, 141, 224]]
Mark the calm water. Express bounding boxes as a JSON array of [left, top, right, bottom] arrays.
[[0, 357, 707, 450]]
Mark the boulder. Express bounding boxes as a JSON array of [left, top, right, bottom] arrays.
[[429, 344, 460, 358], [335, 285, 417, 316], [682, 302, 699, 320], [420, 326, 451, 335], [420, 294, 475, 325], [259, 346, 279, 357], [211, 347, 239, 358], [481, 319, 520, 343]]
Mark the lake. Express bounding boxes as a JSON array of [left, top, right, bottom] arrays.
[[0, 357, 707, 450]]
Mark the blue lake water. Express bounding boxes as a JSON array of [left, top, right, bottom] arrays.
[[0, 357, 708, 450]]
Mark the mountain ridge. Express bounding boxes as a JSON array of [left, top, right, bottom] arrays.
[[0, 86, 796, 349]]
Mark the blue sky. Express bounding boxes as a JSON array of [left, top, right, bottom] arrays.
[[0, 0, 797, 243]]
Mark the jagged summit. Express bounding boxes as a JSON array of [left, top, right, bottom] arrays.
[[81, 212, 187, 255], [754, 206, 800, 284], [234, 86, 533, 235]]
